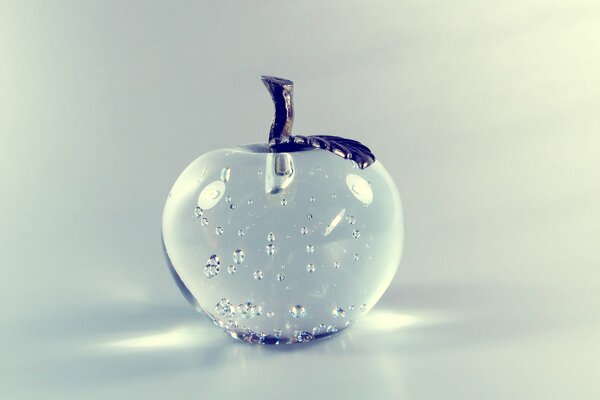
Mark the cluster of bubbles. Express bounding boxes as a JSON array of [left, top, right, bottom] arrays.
[[214, 298, 235, 317], [253, 270, 264, 280], [204, 255, 220, 278], [212, 294, 365, 344], [237, 301, 263, 318], [190, 171, 374, 344], [289, 304, 307, 318]]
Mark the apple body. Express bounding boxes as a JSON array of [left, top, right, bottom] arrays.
[[162, 144, 403, 344]]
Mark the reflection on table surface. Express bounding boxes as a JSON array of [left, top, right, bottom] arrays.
[[4, 282, 598, 399]]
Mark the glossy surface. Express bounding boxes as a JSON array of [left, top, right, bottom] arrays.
[[162, 146, 403, 343]]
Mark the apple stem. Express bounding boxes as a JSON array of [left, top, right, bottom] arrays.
[[261, 76, 294, 145], [260, 75, 376, 168]]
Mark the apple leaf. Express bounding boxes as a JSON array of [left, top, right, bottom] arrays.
[[270, 135, 376, 169]]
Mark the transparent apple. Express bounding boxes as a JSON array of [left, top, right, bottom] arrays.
[[162, 144, 404, 344]]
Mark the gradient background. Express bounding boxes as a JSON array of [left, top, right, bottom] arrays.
[[2, 1, 599, 399]]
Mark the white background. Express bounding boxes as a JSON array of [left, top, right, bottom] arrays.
[[1, 1, 599, 399]]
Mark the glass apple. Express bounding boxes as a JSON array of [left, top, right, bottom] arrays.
[[162, 76, 404, 344]]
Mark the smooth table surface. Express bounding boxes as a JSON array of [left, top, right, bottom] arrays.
[[4, 282, 599, 399]]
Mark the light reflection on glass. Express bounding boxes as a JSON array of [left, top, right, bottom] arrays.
[[197, 180, 226, 210], [346, 173, 373, 206], [323, 208, 346, 236]]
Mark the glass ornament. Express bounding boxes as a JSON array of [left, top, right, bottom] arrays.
[[162, 76, 404, 344]]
